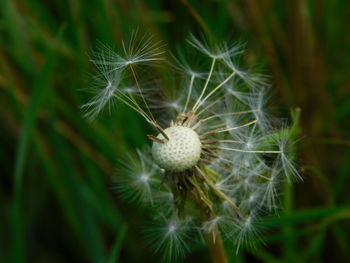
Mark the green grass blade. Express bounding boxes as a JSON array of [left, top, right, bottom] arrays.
[[11, 25, 65, 263], [107, 224, 127, 263]]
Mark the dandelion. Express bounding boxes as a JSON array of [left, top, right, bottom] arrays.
[[83, 34, 300, 262]]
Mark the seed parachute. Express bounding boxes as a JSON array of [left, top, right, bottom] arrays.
[[83, 33, 300, 262]]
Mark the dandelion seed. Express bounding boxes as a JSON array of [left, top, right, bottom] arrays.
[[115, 148, 161, 205], [84, 34, 300, 261], [232, 213, 263, 254], [146, 217, 194, 262]]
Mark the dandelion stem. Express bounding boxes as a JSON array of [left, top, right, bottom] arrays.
[[205, 227, 228, 263]]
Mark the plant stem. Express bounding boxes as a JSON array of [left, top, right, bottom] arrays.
[[205, 227, 228, 263]]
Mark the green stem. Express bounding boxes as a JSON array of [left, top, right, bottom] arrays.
[[205, 227, 228, 263]]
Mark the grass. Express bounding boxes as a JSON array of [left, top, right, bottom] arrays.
[[0, 0, 349, 262]]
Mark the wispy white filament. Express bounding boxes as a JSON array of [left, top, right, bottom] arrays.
[[84, 33, 300, 261]]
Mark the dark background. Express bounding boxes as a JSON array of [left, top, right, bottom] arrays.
[[1, 0, 350, 262]]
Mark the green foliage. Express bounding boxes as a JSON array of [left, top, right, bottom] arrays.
[[0, 0, 349, 262]]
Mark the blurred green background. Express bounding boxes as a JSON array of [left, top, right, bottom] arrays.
[[1, 0, 350, 262]]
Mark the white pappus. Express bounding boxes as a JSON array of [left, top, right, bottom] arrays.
[[82, 33, 300, 261]]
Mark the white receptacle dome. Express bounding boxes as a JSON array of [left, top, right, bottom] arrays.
[[152, 126, 202, 172]]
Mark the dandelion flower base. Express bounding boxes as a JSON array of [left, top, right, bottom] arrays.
[[152, 126, 202, 172]]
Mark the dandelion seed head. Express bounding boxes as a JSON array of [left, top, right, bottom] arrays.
[[152, 126, 202, 172], [84, 33, 300, 260]]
